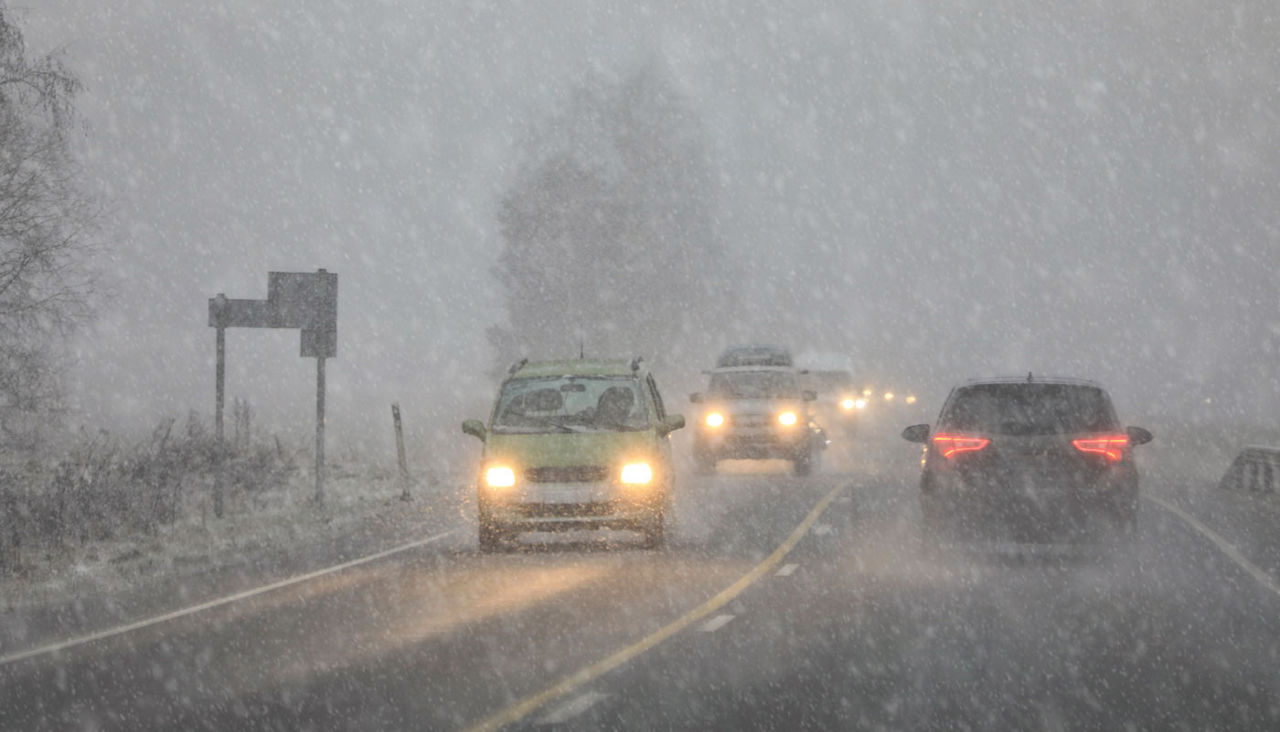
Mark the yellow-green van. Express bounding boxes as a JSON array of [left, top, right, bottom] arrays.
[[462, 358, 685, 551]]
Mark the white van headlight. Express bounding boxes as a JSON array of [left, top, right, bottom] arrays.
[[620, 463, 653, 485]]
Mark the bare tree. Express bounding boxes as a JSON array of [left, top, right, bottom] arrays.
[[0, 7, 95, 449]]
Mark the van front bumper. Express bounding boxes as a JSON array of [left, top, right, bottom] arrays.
[[480, 481, 664, 532]]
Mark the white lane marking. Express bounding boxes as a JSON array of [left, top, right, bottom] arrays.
[[813, 524, 834, 536], [700, 614, 736, 633], [536, 691, 610, 725], [0, 529, 457, 667], [1146, 495, 1280, 598], [775, 563, 799, 577]]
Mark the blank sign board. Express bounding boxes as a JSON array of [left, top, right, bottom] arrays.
[[271, 271, 337, 357], [208, 270, 337, 358]]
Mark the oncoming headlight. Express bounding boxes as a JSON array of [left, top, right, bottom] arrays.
[[778, 411, 798, 426], [840, 398, 856, 410], [705, 412, 725, 428], [485, 466, 516, 488], [620, 462, 653, 485]]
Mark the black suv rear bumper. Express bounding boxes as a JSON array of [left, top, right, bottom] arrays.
[[922, 474, 1137, 542]]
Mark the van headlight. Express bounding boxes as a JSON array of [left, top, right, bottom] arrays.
[[485, 466, 516, 488], [705, 412, 725, 428], [777, 411, 798, 426], [620, 462, 653, 485]]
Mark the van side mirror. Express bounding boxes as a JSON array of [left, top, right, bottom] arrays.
[[901, 424, 930, 443], [1126, 426, 1153, 446], [659, 414, 686, 436], [689, 393, 703, 404], [462, 419, 487, 442]]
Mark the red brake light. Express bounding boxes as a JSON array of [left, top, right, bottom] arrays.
[[1072, 434, 1130, 461], [932, 433, 991, 458]]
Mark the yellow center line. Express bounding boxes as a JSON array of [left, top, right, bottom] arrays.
[[463, 482, 847, 732]]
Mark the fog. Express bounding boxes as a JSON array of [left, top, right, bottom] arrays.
[[24, 2, 1279, 468]]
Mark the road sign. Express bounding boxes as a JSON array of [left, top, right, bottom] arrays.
[[208, 270, 337, 357], [208, 270, 338, 512]]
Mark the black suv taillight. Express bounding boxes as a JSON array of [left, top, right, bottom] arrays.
[[1071, 434, 1129, 462], [932, 433, 990, 459]]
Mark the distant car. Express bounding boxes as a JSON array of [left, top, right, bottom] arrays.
[[799, 367, 860, 437], [901, 376, 1152, 544], [691, 365, 824, 476], [462, 358, 685, 552], [715, 344, 793, 368]]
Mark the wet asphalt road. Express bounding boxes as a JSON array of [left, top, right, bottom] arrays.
[[4, 442, 1280, 730]]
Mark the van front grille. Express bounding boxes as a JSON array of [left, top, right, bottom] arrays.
[[525, 465, 609, 483]]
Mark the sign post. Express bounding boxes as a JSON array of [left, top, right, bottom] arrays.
[[213, 298, 227, 518], [392, 403, 410, 501], [315, 354, 326, 505], [208, 269, 338, 509]]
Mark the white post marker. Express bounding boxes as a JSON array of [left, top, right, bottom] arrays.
[[700, 614, 736, 633], [536, 692, 611, 725]]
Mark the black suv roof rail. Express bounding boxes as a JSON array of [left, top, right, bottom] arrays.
[[963, 375, 1104, 388], [507, 358, 528, 375], [630, 356, 644, 372]]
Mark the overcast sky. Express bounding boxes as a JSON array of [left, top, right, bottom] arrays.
[[23, 1, 1280, 468]]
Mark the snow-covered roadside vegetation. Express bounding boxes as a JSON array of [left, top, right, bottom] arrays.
[[0, 414, 458, 616], [1141, 420, 1280, 493]]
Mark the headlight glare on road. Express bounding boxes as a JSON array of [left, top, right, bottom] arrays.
[[854, 399, 867, 410], [485, 466, 516, 488], [705, 412, 725, 428], [620, 462, 653, 485], [778, 411, 798, 426], [841, 398, 856, 410]]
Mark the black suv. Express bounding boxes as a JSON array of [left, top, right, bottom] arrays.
[[902, 377, 1152, 544]]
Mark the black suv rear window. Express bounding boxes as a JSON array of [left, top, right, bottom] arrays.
[[939, 383, 1118, 436]]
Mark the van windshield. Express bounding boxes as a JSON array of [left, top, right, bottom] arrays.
[[492, 376, 649, 433], [708, 370, 800, 399]]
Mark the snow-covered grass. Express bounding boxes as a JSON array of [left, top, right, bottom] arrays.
[[0, 415, 461, 616]]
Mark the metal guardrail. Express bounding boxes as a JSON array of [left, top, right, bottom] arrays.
[[1219, 446, 1280, 494]]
